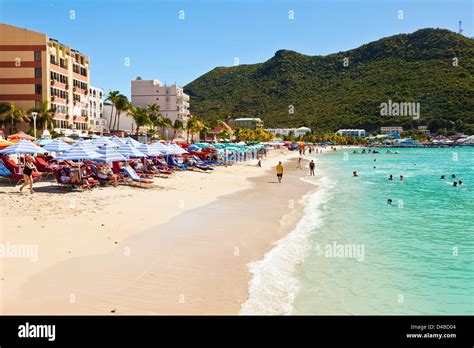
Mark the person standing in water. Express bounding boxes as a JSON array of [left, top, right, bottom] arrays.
[[309, 160, 315, 176], [353, 171, 359, 177], [276, 162, 284, 183], [388, 174, 393, 181]]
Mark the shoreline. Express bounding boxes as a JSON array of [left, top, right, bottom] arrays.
[[1, 148, 320, 314]]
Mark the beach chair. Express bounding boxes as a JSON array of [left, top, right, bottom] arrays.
[[0, 155, 42, 183], [121, 166, 154, 187], [52, 168, 96, 190], [34, 156, 52, 173]]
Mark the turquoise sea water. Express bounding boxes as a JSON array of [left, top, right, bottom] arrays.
[[241, 147, 473, 315], [292, 147, 474, 315]]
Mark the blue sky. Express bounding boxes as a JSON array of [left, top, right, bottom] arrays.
[[1, 0, 472, 97]]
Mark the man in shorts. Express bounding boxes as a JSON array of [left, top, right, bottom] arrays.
[[276, 161, 283, 183]]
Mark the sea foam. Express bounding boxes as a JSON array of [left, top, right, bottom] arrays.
[[240, 175, 333, 315]]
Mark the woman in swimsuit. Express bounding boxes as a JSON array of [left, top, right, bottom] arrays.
[[19, 156, 38, 194]]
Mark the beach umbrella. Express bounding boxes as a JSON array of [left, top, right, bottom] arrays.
[[110, 135, 124, 144], [0, 139, 13, 150], [74, 139, 98, 150], [117, 142, 146, 158], [55, 136, 76, 144], [96, 145, 127, 162], [167, 143, 188, 155], [53, 142, 102, 161], [187, 144, 200, 151], [43, 139, 73, 153], [7, 131, 35, 141], [124, 136, 142, 147], [0, 139, 46, 154], [150, 142, 172, 155], [136, 143, 163, 156], [92, 137, 119, 148], [34, 138, 53, 147]]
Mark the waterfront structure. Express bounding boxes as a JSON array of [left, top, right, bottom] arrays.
[[0, 23, 90, 135], [265, 126, 311, 137], [417, 125, 430, 135], [336, 129, 366, 138], [380, 126, 403, 134], [233, 118, 264, 130], [131, 78, 190, 138], [88, 86, 105, 133]]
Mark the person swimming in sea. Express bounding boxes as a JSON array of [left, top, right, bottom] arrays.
[[353, 171, 358, 177], [453, 181, 458, 187], [452, 174, 456, 179], [388, 175, 393, 181], [440, 175, 446, 180], [400, 175, 404, 181], [387, 198, 393, 205], [458, 180, 463, 186]]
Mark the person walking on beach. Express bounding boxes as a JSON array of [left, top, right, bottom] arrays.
[[309, 160, 315, 176], [19, 156, 38, 194], [296, 156, 302, 169], [276, 161, 284, 183]]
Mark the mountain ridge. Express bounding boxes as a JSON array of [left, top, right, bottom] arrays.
[[185, 28, 474, 134]]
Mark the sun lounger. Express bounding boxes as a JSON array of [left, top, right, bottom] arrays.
[[121, 166, 154, 187], [0, 156, 42, 183]]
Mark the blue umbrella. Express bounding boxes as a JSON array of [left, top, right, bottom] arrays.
[[34, 138, 53, 147], [0, 139, 47, 154], [54, 142, 102, 161], [187, 144, 200, 151], [117, 142, 146, 158], [93, 137, 119, 148], [136, 143, 163, 156], [110, 135, 124, 144], [43, 139, 73, 153], [166, 143, 188, 155], [96, 145, 127, 162]]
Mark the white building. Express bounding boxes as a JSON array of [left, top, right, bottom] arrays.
[[102, 104, 135, 134], [380, 126, 403, 134], [131, 78, 190, 138], [88, 86, 105, 133], [336, 129, 366, 138], [264, 126, 311, 137]]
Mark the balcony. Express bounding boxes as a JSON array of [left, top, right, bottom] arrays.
[[177, 93, 190, 101]]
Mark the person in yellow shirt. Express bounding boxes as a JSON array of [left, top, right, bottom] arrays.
[[276, 161, 284, 183]]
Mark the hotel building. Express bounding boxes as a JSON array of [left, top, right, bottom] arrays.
[[265, 126, 311, 137], [0, 23, 90, 135], [233, 118, 264, 130], [88, 86, 105, 133], [131, 78, 190, 138], [336, 129, 366, 138], [380, 126, 403, 135]]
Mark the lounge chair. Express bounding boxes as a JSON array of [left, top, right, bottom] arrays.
[[34, 156, 53, 173], [0, 155, 42, 183], [121, 166, 154, 187]]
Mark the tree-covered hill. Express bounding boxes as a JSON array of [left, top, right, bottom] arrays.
[[185, 28, 474, 134]]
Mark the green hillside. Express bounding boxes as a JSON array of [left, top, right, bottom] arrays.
[[184, 29, 474, 134]]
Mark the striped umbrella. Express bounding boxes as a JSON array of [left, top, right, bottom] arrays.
[[93, 137, 119, 148], [54, 142, 102, 161], [124, 136, 142, 148], [166, 143, 188, 155], [110, 135, 124, 144], [43, 139, 73, 153], [150, 142, 172, 155], [96, 145, 127, 162], [136, 143, 163, 156], [0, 139, 47, 154], [117, 142, 146, 158]]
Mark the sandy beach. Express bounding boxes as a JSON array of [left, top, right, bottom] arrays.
[[0, 147, 324, 314]]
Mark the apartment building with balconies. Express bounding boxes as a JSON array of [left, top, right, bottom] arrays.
[[131, 78, 190, 138], [88, 86, 105, 133], [0, 23, 90, 135]]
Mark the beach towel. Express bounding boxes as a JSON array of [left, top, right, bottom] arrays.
[[0, 162, 12, 176]]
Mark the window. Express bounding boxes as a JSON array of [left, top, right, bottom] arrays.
[[34, 51, 41, 61], [50, 55, 56, 64], [35, 84, 42, 95], [34, 68, 42, 78]]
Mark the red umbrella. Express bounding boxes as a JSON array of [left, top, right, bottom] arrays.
[[7, 131, 35, 141]]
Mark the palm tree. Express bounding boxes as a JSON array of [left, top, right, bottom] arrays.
[[105, 90, 120, 130], [0, 102, 10, 130], [2, 103, 29, 135], [129, 106, 151, 136], [114, 95, 130, 131], [171, 119, 184, 140], [28, 100, 55, 131], [185, 116, 197, 143], [156, 116, 172, 140]]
